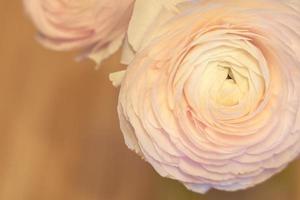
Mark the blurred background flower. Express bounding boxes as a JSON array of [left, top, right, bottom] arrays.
[[23, 0, 134, 63], [0, 1, 299, 200]]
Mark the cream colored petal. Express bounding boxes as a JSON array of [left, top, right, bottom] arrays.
[[120, 36, 136, 65], [126, 0, 189, 62], [109, 70, 127, 87], [127, 0, 164, 52], [88, 34, 125, 66]]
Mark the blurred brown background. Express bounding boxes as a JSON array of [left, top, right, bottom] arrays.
[[0, 1, 299, 200]]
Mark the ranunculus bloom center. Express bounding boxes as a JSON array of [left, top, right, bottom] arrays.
[[184, 32, 267, 122]]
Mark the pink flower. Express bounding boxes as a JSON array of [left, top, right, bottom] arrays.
[[24, 0, 134, 63], [118, 0, 300, 193]]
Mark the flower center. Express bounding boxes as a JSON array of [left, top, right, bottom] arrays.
[[209, 65, 246, 107], [183, 32, 269, 120]]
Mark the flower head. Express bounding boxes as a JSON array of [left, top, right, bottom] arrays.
[[24, 0, 134, 63], [118, 0, 300, 193]]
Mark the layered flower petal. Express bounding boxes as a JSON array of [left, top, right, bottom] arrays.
[[24, 0, 134, 63], [121, 0, 195, 64], [118, 0, 300, 193]]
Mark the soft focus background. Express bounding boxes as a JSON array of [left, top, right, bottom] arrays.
[[0, 1, 299, 200]]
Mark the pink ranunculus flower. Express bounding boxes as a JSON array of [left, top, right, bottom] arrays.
[[117, 0, 300, 193], [23, 0, 134, 63]]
